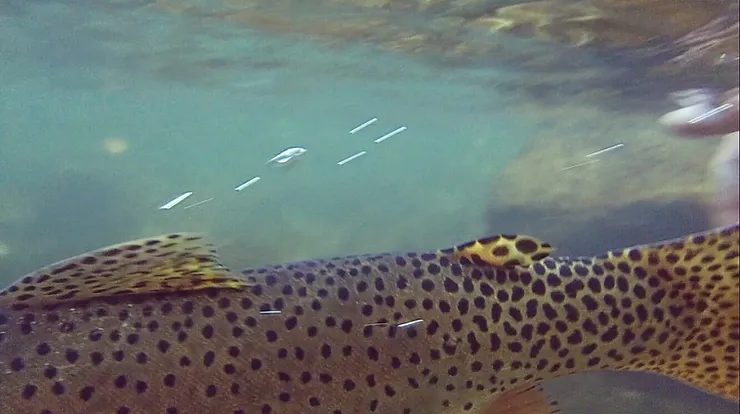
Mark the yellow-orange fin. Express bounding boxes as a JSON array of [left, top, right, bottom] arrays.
[[487, 384, 561, 414], [592, 224, 739, 402], [0, 233, 250, 310], [449, 234, 554, 268]]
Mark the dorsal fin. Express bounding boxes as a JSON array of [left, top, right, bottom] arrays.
[[0, 233, 250, 310], [448, 234, 554, 268]]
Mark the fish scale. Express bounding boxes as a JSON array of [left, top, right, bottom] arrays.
[[0, 227, 738, 414]]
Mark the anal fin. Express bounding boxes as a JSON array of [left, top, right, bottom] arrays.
[[486, 384, 561, 414], [0, 233, 251, 310]]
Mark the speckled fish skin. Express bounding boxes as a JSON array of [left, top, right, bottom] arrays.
[[0, 226, 738, 414]]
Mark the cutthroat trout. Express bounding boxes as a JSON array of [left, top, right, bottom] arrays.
[[0, 226, 738, 414]]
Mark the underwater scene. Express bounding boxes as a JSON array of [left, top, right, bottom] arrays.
[[0, 0, 738, 413]]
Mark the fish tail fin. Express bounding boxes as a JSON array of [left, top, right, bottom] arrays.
[[615, 224, 739, 401]]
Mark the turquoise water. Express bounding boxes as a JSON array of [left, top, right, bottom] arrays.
[[1, 1, 545, 273], [1, 1, 738, 414]]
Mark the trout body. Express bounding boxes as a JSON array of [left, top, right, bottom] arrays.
[[0, 227, 738, 414]]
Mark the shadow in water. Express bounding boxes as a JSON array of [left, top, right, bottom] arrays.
[[485, 198, 710, 256]]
